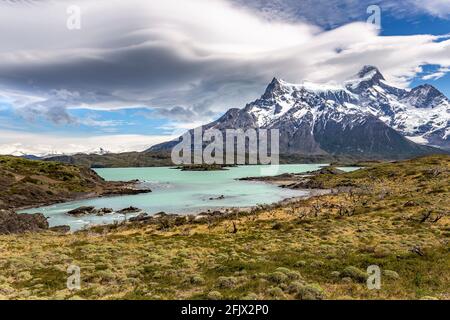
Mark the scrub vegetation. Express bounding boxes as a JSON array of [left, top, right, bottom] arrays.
[[0, 155, 448, 300]]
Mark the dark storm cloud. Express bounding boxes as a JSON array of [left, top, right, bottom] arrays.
[[0, 0, 449, 126]]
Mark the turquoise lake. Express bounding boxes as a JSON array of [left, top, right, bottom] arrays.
[[20, 164, 358, 231]]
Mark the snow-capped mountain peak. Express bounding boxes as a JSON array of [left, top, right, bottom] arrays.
[[151, 66, 449, 157], [345, 65, 385, 93], [254, 66, 450, 150], [237, 66, 449, 150], [403, 84, 449, 109], [356, 65, 385, 80]]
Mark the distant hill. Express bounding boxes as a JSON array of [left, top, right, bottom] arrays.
[[42, 151, 174, 168], [41, 150, 408, 168]]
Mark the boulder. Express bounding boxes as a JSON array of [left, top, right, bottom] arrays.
[[207, 210, 225, 217], [194, 215, 209, 221]]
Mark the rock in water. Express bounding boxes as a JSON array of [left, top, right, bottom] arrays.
[[97, 208, 114, 216], [117, 206, 141, 214], [209, 195, 225, 200], [67, 206, 97, 216]]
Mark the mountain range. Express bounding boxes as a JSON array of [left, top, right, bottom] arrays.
[[3, 147, 112, 159], [151, 66, 449, 159]]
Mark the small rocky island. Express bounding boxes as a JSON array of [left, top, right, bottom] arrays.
[[66, 206, 143, 217], [239, 166, 346, 189], [173, 164, 236, 171]]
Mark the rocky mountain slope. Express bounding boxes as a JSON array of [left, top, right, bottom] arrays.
[[151, 66, 449, 159], [345, 66, 449, 149]]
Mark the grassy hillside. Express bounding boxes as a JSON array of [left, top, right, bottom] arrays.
[[0, 156, 137, 210], [0, 155, 448, 300]]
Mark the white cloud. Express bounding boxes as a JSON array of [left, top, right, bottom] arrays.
[[0, 0, 449, 127], [408, 0, 450, 18], [422, 66, 450, 80]]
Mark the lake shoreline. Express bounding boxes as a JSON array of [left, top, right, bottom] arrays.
[[17, 179, 327, 233], [13, 180, 151, 212], [67, 180, 331, 233], [81, 186, 331, 235], [16, 164, 350, 232]]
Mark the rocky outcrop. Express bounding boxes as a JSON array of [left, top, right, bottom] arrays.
[[305, 167, 345, 175], [0, 210, 49, 234], [66, 206, 115, 216], [66, 206, 144, 217], [0, 155, 152, 211], [103, 188, 152, 196], [97, 208, 114, 216], [67, 206, 97, 216], [129, 213, 151, 222]]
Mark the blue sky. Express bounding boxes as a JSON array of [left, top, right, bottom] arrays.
[[0, 106, 171, 136], [379, 9, 450, 97], [0, 0, 449, 155]]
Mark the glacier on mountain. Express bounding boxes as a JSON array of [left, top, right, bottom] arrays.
[[238, 65, 449, 150]]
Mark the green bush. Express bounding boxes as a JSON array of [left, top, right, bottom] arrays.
[[294, 283, 325, 300], [217, 276, 238, 289], [383, 270, 400, 280], [207, 291, 223, 300], [341, 266, 368, 283], [190, 275, 205, 285], [267, 286, 285, 299], [267, 271, 288, 284]]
